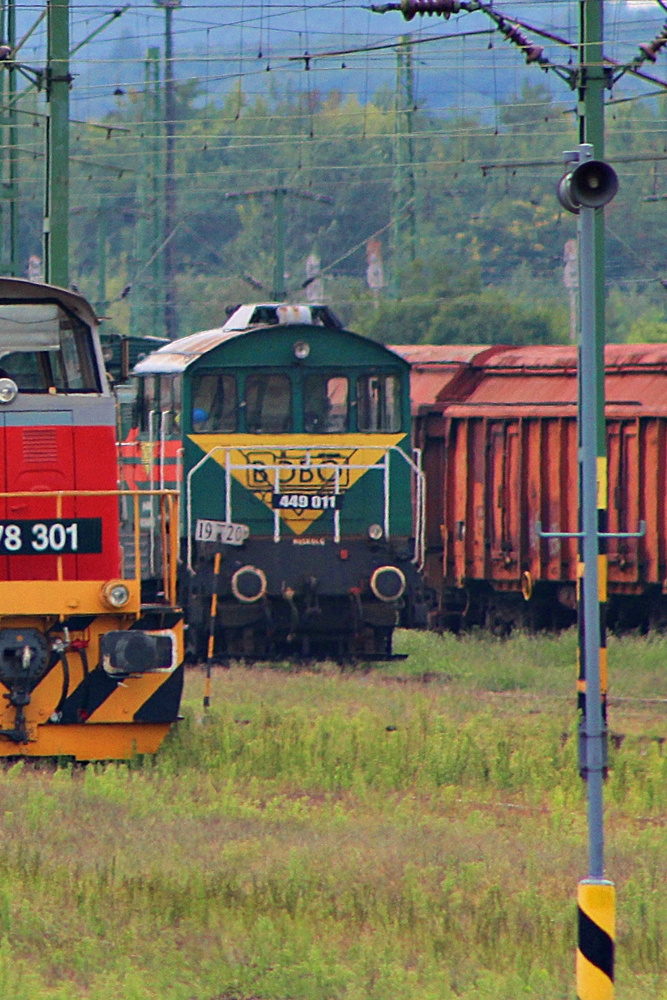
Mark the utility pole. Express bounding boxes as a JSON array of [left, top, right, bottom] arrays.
[[554, 147, 621, 1000], [573, 10, 617, 998], [225, 184, 333, 300], [274, 185, 286, 301], [148, 46, 165, 339], [1, 4, 126, 286], [0, 0, 6, 274], [154, 0, 180, 338], [4, 0, 18, 275], [44, 0, 70, 288], [130, 48, 164, 339], [392, 35, 417, 290], [96, 197, 108, 317]]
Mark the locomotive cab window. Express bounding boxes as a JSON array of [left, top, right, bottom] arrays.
[[0, 302, 100, 392], [191, 373, 237, 432], [304, 375, 348, 433], [245, 374, 291, 433], [356, 374, 401, 432], [134, 374, 183, 433]]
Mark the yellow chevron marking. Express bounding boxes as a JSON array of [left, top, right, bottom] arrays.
[[576, 950, 613, 1000], [0, 656, 87, 735], [597, 456, 608, 510], [189, 433, 406, 535], [29, 654, 88, 724], [86, 670, 173, 723], [598, 555, 608, 603], [599, 646, 608, 697], [579, 881, 615, 938]]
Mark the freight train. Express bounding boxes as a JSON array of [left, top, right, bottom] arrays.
[[0, 277, 184, 759], [121, 303, 427, 659], [396, 341, 667, 635], [123, 306, 667, 648]]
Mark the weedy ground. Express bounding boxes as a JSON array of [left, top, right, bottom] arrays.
[[0, 629, 665, 1000]]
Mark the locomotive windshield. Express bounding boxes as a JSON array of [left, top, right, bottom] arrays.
[[0, 302, 101, 392], [304, 375, 348, 433], [357, 374, 402, 432], [192, 373, 237, 432], [245, 374, 291, 433]]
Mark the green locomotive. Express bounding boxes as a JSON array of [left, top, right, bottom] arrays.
[[128, 303, 426, 659]]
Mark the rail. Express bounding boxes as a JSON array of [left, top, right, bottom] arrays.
[[0, 488, 180, 606], [185, 443, 425, 574]]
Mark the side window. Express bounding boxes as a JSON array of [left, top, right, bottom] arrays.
[[191, 373, 237, 432], [245, 374, 291, 434], [60, 321, 99, 390], [356, 374, 401, 432], [0, 304, 100, 392], [134, 375, 157, 433], [304, 375, 348, 433], [172, 374, 182, 428]]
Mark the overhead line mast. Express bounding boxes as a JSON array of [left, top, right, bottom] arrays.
[[45, 0, 70, 288]]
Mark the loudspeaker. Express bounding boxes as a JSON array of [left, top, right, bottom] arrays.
[[557, 160, 618, 214]]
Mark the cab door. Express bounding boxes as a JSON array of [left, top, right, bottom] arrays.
[[3, 409, 75, 581]]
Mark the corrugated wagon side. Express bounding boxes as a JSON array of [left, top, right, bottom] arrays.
[[396, 342, 667, 633]]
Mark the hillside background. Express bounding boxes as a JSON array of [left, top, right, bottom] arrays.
[[6, 0, 667, 345]]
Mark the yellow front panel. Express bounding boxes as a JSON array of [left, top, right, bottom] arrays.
[[0, 579, 140, 617]]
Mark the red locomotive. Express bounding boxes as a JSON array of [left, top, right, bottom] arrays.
[[0, 278, 183, 759]]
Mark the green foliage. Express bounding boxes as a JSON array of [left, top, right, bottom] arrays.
[[33, 78, 662, 344], [426, 289, 563, 345]]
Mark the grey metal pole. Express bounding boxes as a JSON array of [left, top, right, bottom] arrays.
[[578, 170, 605, 879], [573, 140, 616, 1000]]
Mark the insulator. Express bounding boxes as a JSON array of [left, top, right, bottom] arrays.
[[524, 43, 545, 65], [400, 0, 461, 21], [639, 22, 667, 63], [498, 19, 544, 65]]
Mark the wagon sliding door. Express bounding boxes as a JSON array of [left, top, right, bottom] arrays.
[[607, 419, 641, 586], [485, 420, 521, 583]]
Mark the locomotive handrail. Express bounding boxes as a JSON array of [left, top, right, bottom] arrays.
[[185, 443, 425, 573], [0, 488, 180, 606], [148, 409, 157, 576]]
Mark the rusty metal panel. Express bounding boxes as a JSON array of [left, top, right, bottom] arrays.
[[545, 419, 564, 581], [641, 420, 660, 583], [420, 340, 667, 599], [450, 418, 471, 585], [393, 344, 509, 413], [485, 421, 521, 583], [471, 420, 488, 581]]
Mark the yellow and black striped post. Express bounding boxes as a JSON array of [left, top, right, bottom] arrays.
[[204, 551, 222, 710], [571, 143, 618, 1000], [577, 879, 615, 1000]]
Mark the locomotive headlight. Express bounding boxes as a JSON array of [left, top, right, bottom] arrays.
[[368, 523, 384, 541], [0, 377, 18, 404], [293, 340, 310, 360], [102, 581, 131, 609], [370, 566, 406, 603], [231, 565, 267, 603]]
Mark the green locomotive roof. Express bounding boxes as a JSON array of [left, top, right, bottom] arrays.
[[133, 303, 407, 375]]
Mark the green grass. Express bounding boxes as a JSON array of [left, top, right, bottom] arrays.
[[0, 629, 665, 999]]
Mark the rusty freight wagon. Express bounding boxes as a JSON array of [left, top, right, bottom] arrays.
[[395, 342, 667, 634]]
